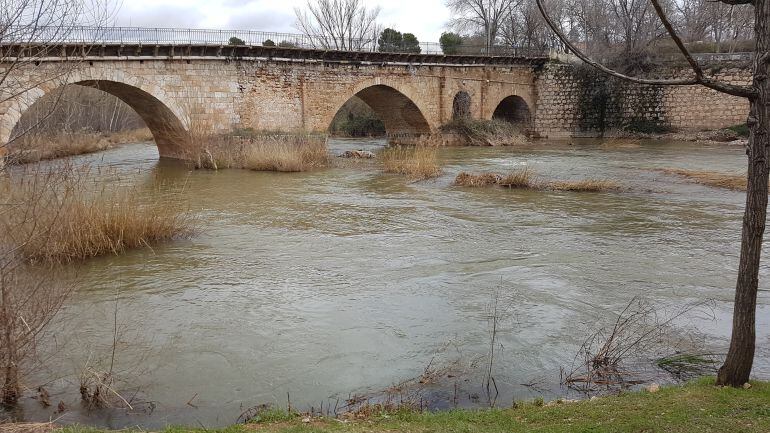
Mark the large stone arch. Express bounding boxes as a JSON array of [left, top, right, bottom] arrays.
[[0, 67, 189, 159], [326, 79, 433, 140]]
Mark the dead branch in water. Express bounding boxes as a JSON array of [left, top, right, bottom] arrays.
[[562, 297, 716, 394]]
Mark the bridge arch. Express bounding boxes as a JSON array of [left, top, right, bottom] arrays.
[[1, 68, 189, 159], [452, 91, 472, 120], [491, 95, 532, 126], [327, 80, 433, 139]]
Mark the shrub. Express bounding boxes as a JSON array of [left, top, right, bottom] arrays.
[[228, 36, 245, 45], [624, 119, 674, 135], [728, 123, 750, 137]]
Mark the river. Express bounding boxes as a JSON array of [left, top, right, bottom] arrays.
[[8, 138, 770, 429]]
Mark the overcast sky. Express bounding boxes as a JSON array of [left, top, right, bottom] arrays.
[[113, 0, 452, 43]]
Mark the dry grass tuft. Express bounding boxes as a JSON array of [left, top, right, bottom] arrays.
[[547, 179, 621, 192], [186, 133, 330, 172], [6, 128, 153, 164], [0, 423, 56, 433], [454, 169, 535, 189], [454, 172, 502, 187], [658, 168, 748, 191], [454, 169, 618, 192], [0, 165, 196, 264], [380, 146, 443, 180], [243, 137, 329, 172], [498, 169, 535, 188]]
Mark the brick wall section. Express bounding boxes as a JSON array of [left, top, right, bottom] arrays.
[[533, 63, 751, 138]]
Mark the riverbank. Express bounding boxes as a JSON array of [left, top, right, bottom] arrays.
[[39, 379, 770, 433], [6, 128, 153, 164]]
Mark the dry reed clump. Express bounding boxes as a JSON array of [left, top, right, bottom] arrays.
[[453, 169, 534, 189], [380, 146, 443, 180], [243, 136, 329, 172], [0, 165, 197, 265], [6, 128, 154, 165], [186, 133, 330, 172], [657, 168, 749, 191], [547, 179, 621, 192], [440, 119, 528, 146], [454, 172, 502, 187], [454, 169, 618, 192], [498, 169, 535, 188]]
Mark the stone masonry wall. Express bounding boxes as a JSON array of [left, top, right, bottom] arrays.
[[534, 63, 751, 138], [0, 59, 539, 159]]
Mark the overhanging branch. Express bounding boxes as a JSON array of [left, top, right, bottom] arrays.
[[535, 0, 757, 99]]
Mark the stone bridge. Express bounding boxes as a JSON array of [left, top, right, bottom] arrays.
[[0, 43, 546, 159]]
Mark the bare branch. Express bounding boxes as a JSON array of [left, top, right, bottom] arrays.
[[535, 0, 757, 98]]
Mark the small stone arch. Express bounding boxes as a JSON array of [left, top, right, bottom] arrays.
[[1, 69, 189, 159], [452, 91, 472, 120], [492, 95, 532, 125]]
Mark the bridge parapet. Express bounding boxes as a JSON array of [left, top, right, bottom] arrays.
[[0, 42, 550, 67]]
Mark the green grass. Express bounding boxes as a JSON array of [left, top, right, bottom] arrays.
[[728, 123, 750, 138], [54, 378, 770, 433]]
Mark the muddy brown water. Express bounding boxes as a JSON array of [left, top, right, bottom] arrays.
[[5, 138, 770, 429]]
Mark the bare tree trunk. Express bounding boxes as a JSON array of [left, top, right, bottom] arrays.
[[717, 0, 769, 387], [1, 275, 20, 406]]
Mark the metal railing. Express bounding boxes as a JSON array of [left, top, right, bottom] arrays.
[[1, 25, 550, 57]]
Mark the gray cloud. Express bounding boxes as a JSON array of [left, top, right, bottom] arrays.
[[115, 4, 208, 28], [225, 9, 296, 32]]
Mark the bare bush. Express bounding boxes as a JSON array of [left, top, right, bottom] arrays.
[[561, 297, 715, 393]]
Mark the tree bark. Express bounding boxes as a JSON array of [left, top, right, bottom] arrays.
[[1, 275, 20, 406], [717, 0, 769, 387]]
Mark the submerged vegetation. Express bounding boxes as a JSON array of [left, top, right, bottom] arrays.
[[52, 379, 770, 433], [454, 169, 620, 192], [657, 168, 749, 191], [380, 146, 442, 180]]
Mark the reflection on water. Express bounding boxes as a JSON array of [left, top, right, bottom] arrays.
[[7, 138, 770, 429]]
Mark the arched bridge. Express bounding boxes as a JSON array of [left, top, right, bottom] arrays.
[[0, 31, 547, 160]]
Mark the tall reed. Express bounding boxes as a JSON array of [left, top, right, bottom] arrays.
[[0, 164, 196, 264], [380, 146, 443, 180]]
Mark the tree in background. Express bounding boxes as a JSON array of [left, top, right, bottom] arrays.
[[294, 0, 381, 50], [228, 36, 246, 45], [379, 28, 403, 52], [440, 32, 464, 54], [401, 33, 422, 53], [537, 0, 768, 388], [263, 39, 276, 46], [378, 28, 421, 53], [446, 0, 519, 54]]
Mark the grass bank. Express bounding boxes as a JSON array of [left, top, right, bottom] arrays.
[[7, 128, 153, 164], [49, 379, 770, 433]]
